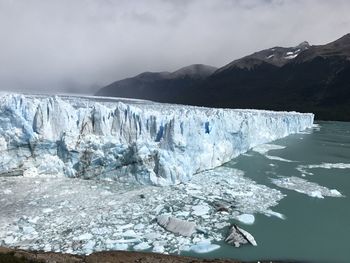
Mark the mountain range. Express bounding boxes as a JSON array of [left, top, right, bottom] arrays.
[[96, 34, 350, 121]]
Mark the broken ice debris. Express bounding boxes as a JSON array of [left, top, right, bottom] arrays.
[[297, 162, 350, 176], [77, 233, 93, 240], [212, 201, 230, 212], [42, 208, 54, 214], [191, 204, 210, 216], [133, 242, 151, 251], [271, 176, 344, 198]]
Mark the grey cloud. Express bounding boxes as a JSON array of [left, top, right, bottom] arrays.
[[0, 0, 349, 94]]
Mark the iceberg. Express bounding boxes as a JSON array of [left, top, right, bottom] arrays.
[[0, 93, 314, 185], [236, 214, 255, 225]]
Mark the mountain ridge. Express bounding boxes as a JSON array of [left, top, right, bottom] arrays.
[[96, 34, 350, 121], [95, 64, 217, 102]]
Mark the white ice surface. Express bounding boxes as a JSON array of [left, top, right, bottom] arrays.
[[0, 93, 313, 185]]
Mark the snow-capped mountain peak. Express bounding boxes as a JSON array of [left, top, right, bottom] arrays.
[[217, 41, 311, 71]]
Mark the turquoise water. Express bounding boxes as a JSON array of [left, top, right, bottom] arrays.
[[184, 121, 350, 263]]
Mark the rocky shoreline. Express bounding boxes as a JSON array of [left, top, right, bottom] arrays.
[[0, 247, 301, 263]]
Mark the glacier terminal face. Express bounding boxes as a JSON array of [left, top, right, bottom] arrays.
[[0, 93, 314, 185]]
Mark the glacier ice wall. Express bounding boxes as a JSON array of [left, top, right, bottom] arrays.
[[0, 94, 314, 185]]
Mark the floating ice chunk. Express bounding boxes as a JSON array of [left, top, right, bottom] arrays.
[[118, 223, 134, 230], [91, 227, 109, 235], [77, 233, 93, 240], [237, 214, 255, 225], [133, 242, 151, 251], [134, 223, 145, 230], [265, 210, 286, 219], [83, 240, 96, 254], [175, 211, 190, 217], [179, 245, 191, 252], [186, 189, 202, 195], [297, 163, 350, 176], [115, 244, 129, 250], [310, 191, 324, 199], [192, 204, 210, 216], [236, 226, 257, 246], [225, 225, 257, 247], [122, 230, 138, 237], [106, 243, 129, 250], [253, 144, 286, 155], [28, 216, 40, 224], [298, 130, 312, 135], [154, 205, 164, 215], [152, 245, 165, 253], [144, 232, 161, 240], [253, 144, 295, 162], [271, 177, 344, 198], [42, 208, 54, 214], [108, 238, 140, 244], [190, 240, 220, 253], [107, 200, 117, 206], [265, 155, 295, 162], [214, 222, 230, 229], [43, 244, 51, 252], [4, 236, 16, 244], [330, 189, 342, 196], [187, 183, 202, 190], [3, 189, 12, 194], [22, 226, 36, 234], [79, 212, 87, 218]]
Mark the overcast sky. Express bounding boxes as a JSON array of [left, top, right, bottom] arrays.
[[1, 0, 350, 94]]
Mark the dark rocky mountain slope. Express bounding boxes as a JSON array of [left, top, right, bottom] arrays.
[[96, 64, 217, 103], [96, 34, 350, 121]]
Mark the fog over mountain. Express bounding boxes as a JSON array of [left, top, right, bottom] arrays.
[[1, 0, 350, 93]]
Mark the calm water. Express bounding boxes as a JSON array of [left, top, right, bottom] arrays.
[[184, 121, 350, 263]]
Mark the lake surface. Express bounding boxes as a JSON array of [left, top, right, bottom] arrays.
[[184, 121, 350, 263]]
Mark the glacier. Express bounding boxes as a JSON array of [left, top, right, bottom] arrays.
[[0, 93, 314, 185]]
